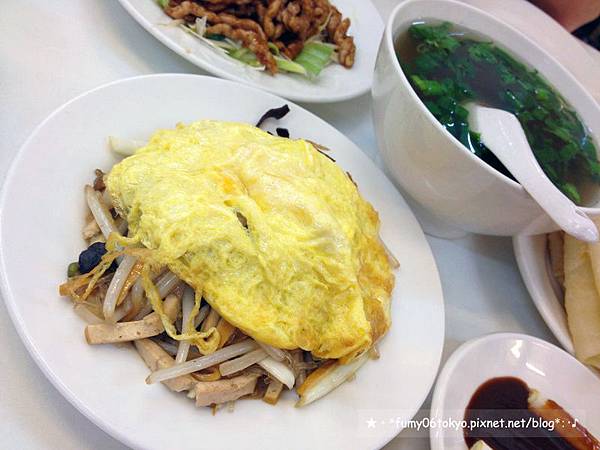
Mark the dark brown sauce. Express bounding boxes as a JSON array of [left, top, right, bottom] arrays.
[[464, 377, 599, 450]]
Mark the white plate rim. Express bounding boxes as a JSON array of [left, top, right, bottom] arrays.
[[0, 73, 445, 450], [513, 235, 574, 353], [0, 78, 155, 450], [116, 0, 383, 103]]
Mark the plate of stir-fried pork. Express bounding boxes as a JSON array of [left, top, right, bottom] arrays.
[[117, 0, 383, 102]]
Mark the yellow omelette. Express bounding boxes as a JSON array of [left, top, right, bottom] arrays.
[[106, 120, 394, 362]]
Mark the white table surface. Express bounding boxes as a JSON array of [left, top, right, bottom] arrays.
[[1, 1, 599, 449]]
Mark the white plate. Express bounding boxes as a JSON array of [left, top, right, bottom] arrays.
[[0, 74, 444, 450], [513, 235, 574, 353], [117, 0, 382, 103], [430, 333, 600, 450]]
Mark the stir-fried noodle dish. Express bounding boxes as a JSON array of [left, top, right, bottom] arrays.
[[59, 107, 397, 410]]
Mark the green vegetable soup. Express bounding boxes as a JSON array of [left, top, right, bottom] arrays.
[[397, 22, 599, 205]]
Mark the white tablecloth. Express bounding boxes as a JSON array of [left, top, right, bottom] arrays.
[[1, 1, 599, 449]]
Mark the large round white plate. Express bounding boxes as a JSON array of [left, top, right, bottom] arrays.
[[430, 333, 600, 450], [513, 235, 574, 353], [117, 0, 382, 103], [0, 74, 444, 450]]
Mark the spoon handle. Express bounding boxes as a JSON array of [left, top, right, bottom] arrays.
[[469, 105, 598, 242]]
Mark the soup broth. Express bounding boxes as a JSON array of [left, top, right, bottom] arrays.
[[396, 22, 600, 206]]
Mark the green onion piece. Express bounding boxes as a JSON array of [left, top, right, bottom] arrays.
[[275, 56, 307, 75], [157, 0, 169, 9], [268, 42, 280, 55], [293, 42, 334, 76], [68, 262, 80, 278], [227, 48, 262, 67], [205, 33, 227, 42]]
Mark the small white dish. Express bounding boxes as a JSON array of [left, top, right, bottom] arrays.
[[430, 333, 600, 450], [117, 0, 383, 103], [513, 234, 574, 353], [0, 74, 444, 450]]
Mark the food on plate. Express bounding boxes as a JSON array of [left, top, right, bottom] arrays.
[[157, 0, 356, 77], [397, 22, 600, 205], [464, 377, 600, 450], [548, 231, 565, 286], [59, 107, 397, 409], [548, 227, 600, 369], [469, 441, 493, 450]]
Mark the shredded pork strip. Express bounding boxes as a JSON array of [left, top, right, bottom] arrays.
[[165, 0, 356, 73], [166, 1, 278, 73]]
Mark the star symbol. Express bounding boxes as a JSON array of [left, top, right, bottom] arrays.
[[366, 418, 377, 428], [555, 418, 561, 423]]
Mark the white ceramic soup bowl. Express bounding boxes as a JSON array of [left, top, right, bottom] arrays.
[[372, 0, 600, 236]]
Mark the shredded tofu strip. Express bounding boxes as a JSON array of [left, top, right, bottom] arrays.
[[195, 373, 259, 407], [85, 294, 180, 344], [134, 338, 196, 392], [263, 379, 284, 405]]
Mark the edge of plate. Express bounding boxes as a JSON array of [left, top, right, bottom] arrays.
[[0, 77, 158, 450], [512, 235, 575, 353], [429, 332, 574, 450], [115, 0, 378, 103], [0, 73, 444, 450]]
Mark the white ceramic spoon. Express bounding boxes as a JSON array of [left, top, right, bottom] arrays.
[[466, 103, 599, 242]]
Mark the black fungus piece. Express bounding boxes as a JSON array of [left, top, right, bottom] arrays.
[[78, 242, 116, 274], [276, 128, 290, 138], [256, 105, 290, 128]]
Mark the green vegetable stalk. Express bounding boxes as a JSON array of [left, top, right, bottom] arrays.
[[294, 42, 335, 76]]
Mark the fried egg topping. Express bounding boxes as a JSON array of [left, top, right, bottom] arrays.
[[106, 120, 394, 362]]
